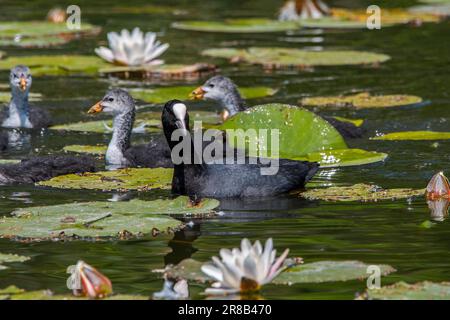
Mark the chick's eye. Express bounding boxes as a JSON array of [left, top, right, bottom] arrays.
[[108, 97, 114, 102], [13, 74, 18, 79], [208, 84, 215, 88]]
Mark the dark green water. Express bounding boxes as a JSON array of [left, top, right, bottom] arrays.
[[0, 0, 449, 299]]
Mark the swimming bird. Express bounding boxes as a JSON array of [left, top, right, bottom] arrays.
[[162, 100, 319, 198], [88, 89, 172, 169], [190, 75, 364, 139], [1, 65, 51, 129], [0, 155, 96, 185]]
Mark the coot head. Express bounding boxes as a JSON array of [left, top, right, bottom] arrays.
[[190, 75, 237, 101], [10, 65, 32, 92], [88, 88, 135, 115], [162, 100, 190, 147]]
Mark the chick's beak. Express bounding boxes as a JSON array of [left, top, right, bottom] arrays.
[[88, 101, 104, 114], [189, 86, 206, 100], [19, 77, 27, 91]]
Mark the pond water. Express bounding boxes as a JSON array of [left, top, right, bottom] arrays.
[[0, 0, 449, 299]]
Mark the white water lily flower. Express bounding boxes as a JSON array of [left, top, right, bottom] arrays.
[[95, 27, 169, 66], [201, 238, 289, 295], [279, 0, 330, 21]]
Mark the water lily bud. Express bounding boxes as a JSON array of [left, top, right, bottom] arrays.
[[426, 172, 450, 200], [67, 261, 113, 299], [47, 8, 67, 24]]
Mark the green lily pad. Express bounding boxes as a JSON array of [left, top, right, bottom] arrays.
[[299, 17, 368, 29], [130, 86, 277, 104], [410, 4, 450, 15], [301, 183, 425, 202], [109, 5, 180, 14], [172, 18, 300, 33], [0, 36, 70, 48], [98, 63, 217, 80], [0, 55, 110, 76], [38, 168, 173, 191], [202, 47, 390, 68], [274, 261, 396, 285], [362, 281, 450, 300], [0, 196, 219, 240], [301, 92, 423, 109], [0, 159, 21, 164], [332, 116, 364, 127], [0, 252, 30, 270], [63, 145, 107, 155], [0, 21, 101, 38], [372, 131, 450, 141], [156, 259, 395, 285], [0, 91, 42, 102], [293, 149, 388, 168], [216, 104, 347, 159], [50, 119, 160, 134], [0, 286, 148, 300]]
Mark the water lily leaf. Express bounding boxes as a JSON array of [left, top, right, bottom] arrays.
[[301, 184, 425, 202], [301, 92, 423, 109], [293, 149, 388, 168], [216, 104, 348, 159], [0, 159, 21, 164], [108, 5, 180, 14], [0, 36, 70, 48], [0, 286, 148, 300], [130, 86, 277, 104], [50, 119, 160, 134], [409, 4, 450, 15], [372, 131, 450, 141], [98, 63, 217, 80], [157, 259, 395, 285], [38, 168, 173, 191], [172, 18, 300, 33], [63, 145, 107, 155], [0, 55, 110, 76], [0, 252, 30, 270], [0, 197, 218, 241], [274, 261, 396, 285], [362, 281, 450, 300], [299, 17, 368, 29], [0, 21, 101, 38], [0, 91, 42, 102], [331, 116, 364, 127]]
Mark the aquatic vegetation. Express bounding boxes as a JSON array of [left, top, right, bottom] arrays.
[[0, 197, 219, 241], [67, 261, 112, 299], [0, 252, 30, 270], [372, 131, 450, 141], [172, 19, 300, 33], [0, 36, 70, 48], [0, 91, 42, 102], [63, 145, 107, 155], [293, 149, 388, 168], [51, 119, 160, 134], [202, 47, 390, 68], [0, 21, 101, 39], [301, 184, 425, 202], [360, 281, 450, 300], [426, 172, 450, 200], [301, 92, 423, 109], [95, 28, 169, 67], [201, 238, 289, 295]]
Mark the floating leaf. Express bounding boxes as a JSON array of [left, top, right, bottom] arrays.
[[0, 197, 218, 241], [0, 252, 30, 270], [299, 17, 368, 29], [38, 168, 172, 191], [0, 159, 21, 164], [63, 145, 107, 155], [156, 259, 395, 285], [216, 104, 347, 158], [293, 149, 388, 168], [301, 92, 423, 109], [274, 261, 395, 285], [130, 86, 277, 104], [0, 36, 70, 48], [202, 47, 390, 68], [331, 116, 364, 127], [372, 131, 450, 141], [172, 18, 300, 33], [108, 5, 180, 14], [0, 55, 110, 76], [98, 63, 217, 80], [0, 21, 101, 38], [0, 91, 42, 102], [301, 184, 425, 202], [50, 119, 160, 134], [362, 281, 450, 300]]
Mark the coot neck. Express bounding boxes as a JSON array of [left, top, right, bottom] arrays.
[[220, 88, 247, 117], [3, 89, 32, 128], [106, 110, 134, 166]]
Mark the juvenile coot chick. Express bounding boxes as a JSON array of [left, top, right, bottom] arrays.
[[162, 100, 319, 198], [0, 155, 96, 185], [1, 65, 51, 129], [190, 75, 364, 139], [88, 89, 172, 168]]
